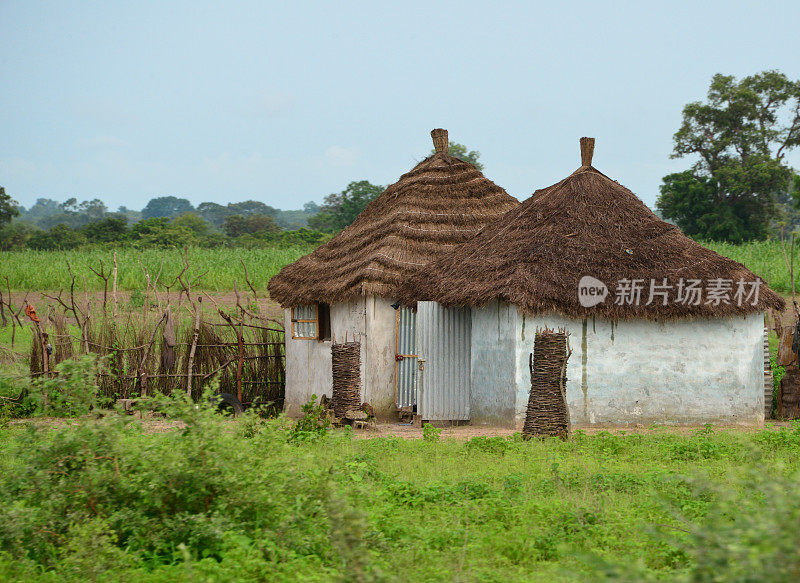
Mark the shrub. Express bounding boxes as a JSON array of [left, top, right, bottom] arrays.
[[0, 368, 35, 422], [27, 355, 104, 416], [422, 422, 442, 442], [288, 394, 331, 442]]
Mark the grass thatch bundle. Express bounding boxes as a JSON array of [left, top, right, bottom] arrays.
[[268, 129, 519, 306], [403, 138, 784, 320]]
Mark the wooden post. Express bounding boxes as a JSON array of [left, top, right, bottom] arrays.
[[112, 251, 118, 319], [236, 320, 244, 403], [186, 297, 202, 398], [138, 314, 166, 398], [218, 308, 243, 402]]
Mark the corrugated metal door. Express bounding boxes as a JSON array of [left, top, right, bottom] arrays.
[[395, 307, 417, 408], [417, 301, 471, 420]]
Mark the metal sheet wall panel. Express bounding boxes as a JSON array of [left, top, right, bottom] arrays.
[[417, 301, 471, 420], [396, 307, 417, 407]]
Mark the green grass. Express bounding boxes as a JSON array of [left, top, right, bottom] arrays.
[[1, 240, 799, 296], [702, 239, 799, 294], [0, 246, 315, 292], [1, 399, 800, 581]]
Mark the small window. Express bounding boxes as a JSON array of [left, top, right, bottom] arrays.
[[291, 303, 332, 341], [318, 303, 331, 341]]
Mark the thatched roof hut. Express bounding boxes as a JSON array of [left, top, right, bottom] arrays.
[[268, 129, 519, 307], [404, 138, 784, 319]]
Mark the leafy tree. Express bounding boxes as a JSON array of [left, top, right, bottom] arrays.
[[130, 217, 196, 248], [307, 180, 384, 232], [196, 201, 277, 227], [78, 199, 108, 221], [17, 198, 59, 224], [0, 222, 34, 251], [130, 217, 171, 238], [227, 200, 277, 217], [429, 141, 483, 170], [196, 202, 234, 227], [172, 212, 211, 237], [28, 224, 86, 250], [117, 205, 142, 223], [81, 216, 129, 243], [223, 213, 280, 237], [37, 198, 111, 230], [141, 196, 194, 219], [657, 71, 800, 242], [0, 187, 20, 226]]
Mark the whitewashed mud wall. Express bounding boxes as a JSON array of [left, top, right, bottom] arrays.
[[470, 302, 765, 427], [364, 295, 399, 420], [283, 299, 366, 417], [284, 295, 399, 420]]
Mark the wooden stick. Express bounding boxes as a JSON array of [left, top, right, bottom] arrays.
[[112, 251, 118, 319], [138, 313, 166, 398], [237, 319, 244, 402], [186, 297, 202, 397]]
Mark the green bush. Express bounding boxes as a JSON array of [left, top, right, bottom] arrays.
[[422, 422, 442, 442], [27, 355, 105, 417], [288, 394, 331, 442], [0, 368, 34, 422], [2, 403, 800, 580]]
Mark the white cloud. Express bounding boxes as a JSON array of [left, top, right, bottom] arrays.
[[324, 145, 358, 166]]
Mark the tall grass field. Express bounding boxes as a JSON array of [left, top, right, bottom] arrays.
[[0, 246, 315, 292], [0, 239, 798, 295], [702, 239, 799, 295]]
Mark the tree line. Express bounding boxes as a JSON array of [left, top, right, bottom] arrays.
[[0, 141, 483, 252], [0, 183, 386, 251]]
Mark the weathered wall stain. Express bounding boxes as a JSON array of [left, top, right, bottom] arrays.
[[581, 318, 588, 423]]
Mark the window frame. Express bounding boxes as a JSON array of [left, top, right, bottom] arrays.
[[291, 304, 319, 340]]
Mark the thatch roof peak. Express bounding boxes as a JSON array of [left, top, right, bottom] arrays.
[[401, 139, 784, 320], [267, 130, 519, 307], [579, 137, 595, 167], [431, 128, 449, 154]]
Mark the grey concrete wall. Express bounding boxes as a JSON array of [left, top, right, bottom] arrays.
[[469, 301, 517, 427], [512, 311, 765, 428], [283, 299, 366, 417]]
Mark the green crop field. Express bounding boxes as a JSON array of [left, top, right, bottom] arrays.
[[702, 239, 799, 295], [0, 246, 315, 293], [0, 398, 799, 581], [0, 240, 798, 296]]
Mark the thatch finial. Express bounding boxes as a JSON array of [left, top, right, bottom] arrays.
[[431, 128, 448, 154], [580, 137, 595, 166]]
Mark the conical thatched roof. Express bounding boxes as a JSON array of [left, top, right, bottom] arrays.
[[402, 138, 784, 320], [268, 129, 519, 307]]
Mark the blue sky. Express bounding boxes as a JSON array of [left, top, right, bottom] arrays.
[[2, 1, 799, 211]]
